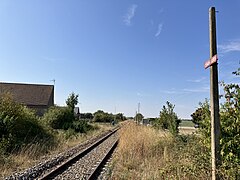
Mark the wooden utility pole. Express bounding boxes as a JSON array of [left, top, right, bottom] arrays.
[[209, 7, 220, 180]]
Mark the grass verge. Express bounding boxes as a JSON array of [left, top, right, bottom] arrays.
[[180, 120, 195, 127], [109, 121, 211, 179]]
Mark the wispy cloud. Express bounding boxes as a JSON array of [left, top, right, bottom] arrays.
[[183, 86, 209, 93], [123, 4, 138, 26], [187, 77, 206, 83], [155, 23, 163, 37], [218, 40, 240, 53], [160, 89, 187, 95], [161, 86, 210, 94], [137, 92, 151, 97], [42, 56, 57, 63]]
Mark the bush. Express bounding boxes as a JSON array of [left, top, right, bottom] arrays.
[[154, 101, 181, 135], [115, 113, 127, 121], [159, 134, 211, 179], [193, 69, 240, 178], [71, 120, 95, 133], [42, 106, 74, 130], [64, 128, 77, 139], [134, 113, 144, 124], [0, 93, 52, 153], [80, 113, 93, 120], [93, 110, 114, 123]]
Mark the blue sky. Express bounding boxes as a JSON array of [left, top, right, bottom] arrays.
[[0, 1, 239, 118]]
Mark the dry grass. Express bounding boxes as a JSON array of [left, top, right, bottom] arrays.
[[0, 123, 114, 178], [179, 127, 197, 135], [110, 121, 171, 179], [1, 141, 55, 176], [109, 121, 211, 180]]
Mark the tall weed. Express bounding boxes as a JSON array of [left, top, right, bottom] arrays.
[[111, 122, 211, 179]]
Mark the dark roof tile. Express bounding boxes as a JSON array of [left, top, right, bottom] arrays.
[[0, 82, 54, 106]]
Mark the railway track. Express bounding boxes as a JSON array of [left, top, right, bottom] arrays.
[[6, 127, 119, 180]]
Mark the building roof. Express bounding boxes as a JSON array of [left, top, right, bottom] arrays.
[[0, 82, 54, 106]]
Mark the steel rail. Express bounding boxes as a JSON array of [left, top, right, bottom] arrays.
[[87, 139, 118, 180], [40, 127, 119, 180]]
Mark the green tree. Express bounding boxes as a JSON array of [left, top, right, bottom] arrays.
[[80, 113, 93, 120], [42, 106, 73, 130], [196, 68, 240, 177], [191, 99, 210, 127], [219, 79, 240, 174], [115, 113, 126, 121], [66, 92, 79, 113], [135, 113, 144, 124], [93, 110, 114, 122], [154, 101, 181, 135]]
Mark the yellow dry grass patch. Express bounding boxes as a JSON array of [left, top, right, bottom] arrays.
[[111, 121, 172, 179], [110, 121, 213, 180]]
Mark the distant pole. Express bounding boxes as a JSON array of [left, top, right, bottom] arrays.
[[79, 103, 81, 119], [135, 110, 137, 123], [138, 102, 140, 113], [50, 79, 56, 86], [209, 7, 220, 180], [114, 105, 116, 123]]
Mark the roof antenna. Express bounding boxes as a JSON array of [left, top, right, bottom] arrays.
[[50, 79, 56, 86]]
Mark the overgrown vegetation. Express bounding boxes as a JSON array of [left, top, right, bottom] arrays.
[[191, 103, 208, 126], [93, 110, 114, 122], [154, 101, 181, 135], [110, 122, 211, 179], [0, 93, 54, 154], [80, 113, 93, 120], [134, 113, 144, 124], [0, 92, 101, 177], [93, 110, 126, 123], [71, 120, 98, 133], [190, 68, 240, 178], [42, 106, 74, 130]]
